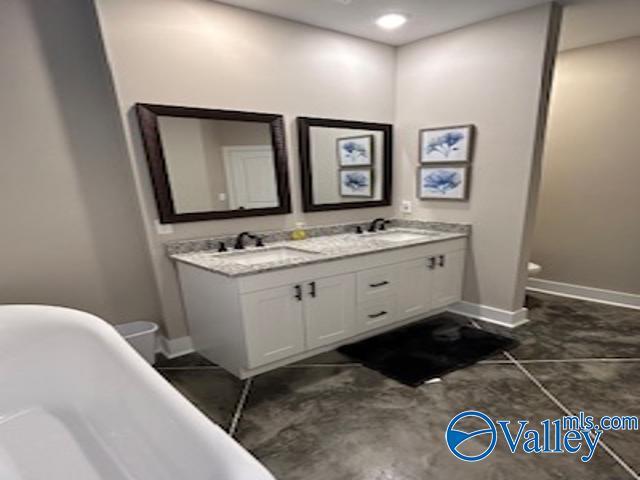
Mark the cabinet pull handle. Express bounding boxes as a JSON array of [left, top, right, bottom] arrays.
[[294, 285, 302, 301], [439, 255, 445, 267], [368, 311, 387, 319], [309, 281, 316, 298], [369, 280, 389, 288], [428, 256, 436, 270]]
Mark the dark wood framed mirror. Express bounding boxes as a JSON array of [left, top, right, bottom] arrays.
[[136, 103, 291, 223], [297, 117, 393, 212]]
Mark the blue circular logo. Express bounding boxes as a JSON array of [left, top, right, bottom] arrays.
[[446, 410, 497, 462]]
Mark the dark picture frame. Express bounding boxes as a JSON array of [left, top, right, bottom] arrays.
[[419, 124, 475, 164], [417, 165, 471, 201], [135, 103, 291, 223], [339, 168, 374, 197], [297, 116, 393, 212], [336, 134, 374, 167]]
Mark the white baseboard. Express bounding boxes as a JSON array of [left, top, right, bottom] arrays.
[[527, 278, 640, 310], [448, 301, 529, 328], [157, 335, 194, 359]]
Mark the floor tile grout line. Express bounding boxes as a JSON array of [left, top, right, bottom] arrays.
[[480, 358, 640, 364], [503, 350, 640, 480], [502, 351, 573, 417], [522, 358, 640, 363], [282, 363, 363, 368], [470, 319, 640, 364], [156, 366, 223, 371], [228, 378, 252, 438], [477, 359, 524, 364], [155, 357, 640, 372]]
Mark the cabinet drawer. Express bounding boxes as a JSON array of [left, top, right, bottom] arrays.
[[357, 265, 397, 302], [356, 295, 397, 333]]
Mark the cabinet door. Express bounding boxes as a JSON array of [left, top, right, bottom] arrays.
[[241, 285, 304, 368], [432, 250, 465, 309], [304, 273, 356, 349], [396, 258, 433, 320]]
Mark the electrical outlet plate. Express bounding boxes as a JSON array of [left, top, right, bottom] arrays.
[[401, 200, 412, 214]]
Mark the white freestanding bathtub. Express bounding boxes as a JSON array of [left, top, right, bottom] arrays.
[[0, 305, 275, 480]]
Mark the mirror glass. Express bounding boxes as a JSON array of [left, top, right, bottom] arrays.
[[158, 118, 275, 213], [136, 104, 291, 223], [298, 118, 392, 212], [309, 127, 384, 204]]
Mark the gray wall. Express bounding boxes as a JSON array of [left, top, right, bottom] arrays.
[[1, 0, 560, 338], [94, 0, 397, 338], [0, 0, 160, 324], [394, 4, 560, 312], [531, 37, 640, 295]]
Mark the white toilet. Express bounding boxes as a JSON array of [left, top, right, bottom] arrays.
[[528, 262, 542, 277]]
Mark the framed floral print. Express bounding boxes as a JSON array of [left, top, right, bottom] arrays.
[[340, 168, 373, 197], [418, 166, 469, 201], [420, 125, 474, 163], [337, 135, 374, 166]]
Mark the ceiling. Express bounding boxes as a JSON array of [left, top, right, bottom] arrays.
[[214, 0, 640, 50]]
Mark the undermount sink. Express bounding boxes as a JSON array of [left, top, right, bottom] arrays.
[[226, 247, 320, 265], [366, 230, 440, 243]]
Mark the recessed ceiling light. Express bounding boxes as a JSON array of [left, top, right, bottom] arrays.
[[376, 13, 407, 30]]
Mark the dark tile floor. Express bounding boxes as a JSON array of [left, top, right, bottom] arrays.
[[157, 292, 640, 479]]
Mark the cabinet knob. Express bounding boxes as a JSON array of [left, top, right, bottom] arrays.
[[294, 285, 302, 301], [368, 311, 387, 319], [369, 280, 389, 288]]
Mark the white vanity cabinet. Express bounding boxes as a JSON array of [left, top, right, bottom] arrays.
[[176, 237, 466, 378]]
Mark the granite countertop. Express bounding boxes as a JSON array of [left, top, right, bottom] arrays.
[[168, 219, 470, 277]]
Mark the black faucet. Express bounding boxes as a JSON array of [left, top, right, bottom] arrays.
[[368, 218, 391, 232], [234, 232, 264, 249]]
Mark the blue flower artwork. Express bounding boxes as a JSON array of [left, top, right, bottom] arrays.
[[342, 141, 366, 159], [340, 169, 372, 197], [421, 126, 473, 163], [420, 167, 467, 200], [426, 132, 464, 158], [344, 172, 368, 189], [337, 135, 373, 166]]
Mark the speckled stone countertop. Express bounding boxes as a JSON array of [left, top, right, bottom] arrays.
[[168, 219, 470, 277]]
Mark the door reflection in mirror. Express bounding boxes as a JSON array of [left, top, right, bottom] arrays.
[[157, 118, 276, 213]]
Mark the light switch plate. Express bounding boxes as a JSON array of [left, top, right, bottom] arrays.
[[401, 200, 413, 214], [154, 219, 174, 235]]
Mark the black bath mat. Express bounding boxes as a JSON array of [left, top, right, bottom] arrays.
[[338, 316, 518, 387]]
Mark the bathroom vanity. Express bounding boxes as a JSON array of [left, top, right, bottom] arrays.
[[170, 222, 468, 378]]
